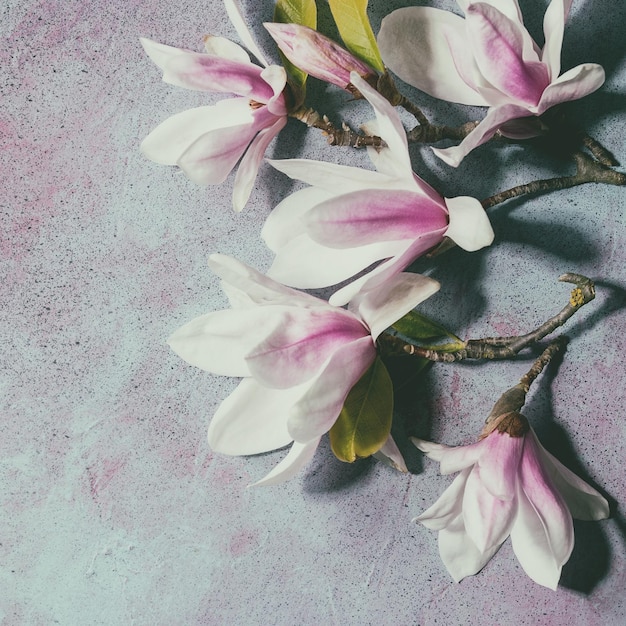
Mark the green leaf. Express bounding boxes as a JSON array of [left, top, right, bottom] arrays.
[[329, 357, 393, 463], [327, 0, 384, 73], [274, 0, 317, 90], [391, 310, 465, 353]]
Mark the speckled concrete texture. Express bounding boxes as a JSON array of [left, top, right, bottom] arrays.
[[2, 0, 625, 624]]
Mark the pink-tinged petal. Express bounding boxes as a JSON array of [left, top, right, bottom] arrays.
[[463, 465, 517, 552], [266, 233, 404, 290], [328, 234, 444, 306], [207, 378, 299, 455], [224, 0, 270, 68], [519, 434, 574, 566], [178, 120, 256, 185], [208, 254, 323, 309], [374, 434, 408, 473], [305, 189, 448, 248], [444, 195, 494, 252], [287, 336, 375, 442], [413, 437, 488, 475], [267, 158, 396, 195], [465, 4, 548, 106], [349, 73, 413, 176], [203, 35, 250, 64], [474, 431, 524, 499], [231, 116, 287, 212], [537, 63, 605, 114], [350, 272, 440, 340], [438, 514, 501, 582], [432, 103, 530, 166], [167, 307, 286, 377], [415, 470, 470, 531], [246, 308, 368, 389], [510, 487, 564, 590], [541, 0, 573, 79], [457, 0, 523, 25], [378, 8, 488, 106], [251, 438, 321, 486], [532, 431, 609, 521], [262, 187, 334, 251], [260, 65, 288, 114], [141, 105, 231, 166]]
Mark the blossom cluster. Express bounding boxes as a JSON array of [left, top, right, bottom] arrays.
[[141, 0, 611, 590]]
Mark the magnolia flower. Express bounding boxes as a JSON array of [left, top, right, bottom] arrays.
[[168, 254, 439, 485], [140, 0, 288, 211], [262, 72, 493, 306], [413, 412, 610, 589], [378, 0, 605, 166], [264, 22, 377, 92]]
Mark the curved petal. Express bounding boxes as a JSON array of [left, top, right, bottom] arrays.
[[537, 63, 605, 114], [541, 0, 573, 79], [207, 253, 323, 309], [287, 336, 376, 442], [438, 514, 501, 582], [463, 466, 517, 552], [432, 103, 530, 166], [415, 470, 470, 530], [475, 431, 524, 499], [266, 233, 403, 290], [231, 115, 287, 212], [465, 4, 548, 106], [532, 432, 609, 521], [260, 65, 288, 115], [168, 307, 287, 376], [251, 438, 322, 486], [444, 195, 494, 252], [519, 434, 574, 567], [510, 486, 565, 589], [262, 187, 334, 251], [224, 0, 270, 68], [350, 73, 413, 176], [267, 158, 395, 194], [305, 189, 448, 248], [207, 378, 299, 455], [350, 272, 440, 340], [203, 35, 250, 64], [140, 38, 191, 73], [378, 8, 488, 106], [246, 308, 368, 389], [414, 437, 487, 476], [374, 434, 408, 473]]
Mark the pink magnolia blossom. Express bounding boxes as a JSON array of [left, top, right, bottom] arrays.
[[140, 0, 288, 212], [264, 22, 377, 91], [413, 413, 610, 589], [168, 254, 439, 485], [262, 72, 493, 306], [378, 0, 605, 166]]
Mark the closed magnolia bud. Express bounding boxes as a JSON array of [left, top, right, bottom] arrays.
[[264, 22, 376, 91]]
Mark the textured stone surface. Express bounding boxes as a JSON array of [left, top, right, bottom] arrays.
[[2, 1, 625, 624]]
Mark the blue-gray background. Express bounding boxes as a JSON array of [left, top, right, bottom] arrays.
[[2, 0, 625, 623]]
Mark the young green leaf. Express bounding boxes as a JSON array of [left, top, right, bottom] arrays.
[[327, 0, 384, 73], [273, 0, 317, 90], [329, 356, 393, 463], [391, 310, 465, 353]]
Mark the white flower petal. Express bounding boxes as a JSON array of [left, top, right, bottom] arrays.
[[224, 0, 270, 68], [350, 272, 440, 340], [444, 195, 494, 252], [231, 116, 287, 212], [537, 63, 605, 114], [203, 35, 250, 63], [251, 438, 321, 486], [438, 514, 501, 582], [541, 0, 573, 79], [207, 378, 299, 455], [140, 38, 188, 73], [373, 434, 408, 473], [287, 337, 375, 442], [378, 7, 488, 106], [415, 470, 470, 531]]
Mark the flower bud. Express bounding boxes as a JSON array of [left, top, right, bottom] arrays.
[[264, 22, 376, 91]]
